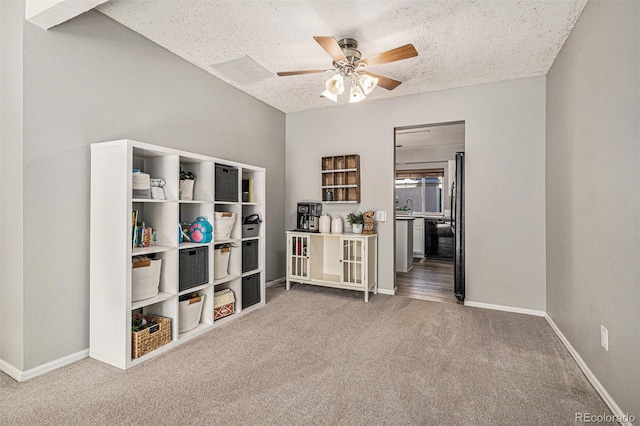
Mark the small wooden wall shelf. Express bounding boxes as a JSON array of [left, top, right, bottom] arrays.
[[321, 154, 360, 203]]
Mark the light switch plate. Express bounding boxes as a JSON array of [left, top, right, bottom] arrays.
[[601, 325, 608, 351], [376, 211, 387, 222]]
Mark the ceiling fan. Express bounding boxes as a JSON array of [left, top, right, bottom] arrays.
[[277, 36, 418, 103]]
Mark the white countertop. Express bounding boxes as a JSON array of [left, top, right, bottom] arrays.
[[396, 214, 451, 221], [286, 230, 377, 237]]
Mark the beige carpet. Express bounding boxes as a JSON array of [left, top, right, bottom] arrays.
[[0, 284, 613, 425]]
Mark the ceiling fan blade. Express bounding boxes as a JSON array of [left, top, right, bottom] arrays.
[[362, 71, 402, 90], [358, 44, 418, 68], [276, 70, 328, 77], [313, 36, 348, 63]]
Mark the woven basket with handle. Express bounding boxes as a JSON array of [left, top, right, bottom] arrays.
[[131, 313, 171, 359]]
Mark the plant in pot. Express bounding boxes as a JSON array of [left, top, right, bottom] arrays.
[[346, 211, 365, 234]]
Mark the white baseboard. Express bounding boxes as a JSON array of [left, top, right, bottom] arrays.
[[1, 349, 88, 382], [378, 288, 397, 296], [266, 277, 285, 287], [545, 314, 632, 426], [21, 349, 89, 382], [464, 300, 545, 317], [0, 358, 23, 382]]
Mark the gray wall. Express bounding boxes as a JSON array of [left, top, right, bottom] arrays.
[[546, 1, 639, 416], [0, 0, 25, 371], [20, 10, 285, 370], [287, 76, 547, 311]]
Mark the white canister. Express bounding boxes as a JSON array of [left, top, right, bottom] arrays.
[[319, 214, 331, 233], [331, 216, 343, 234]]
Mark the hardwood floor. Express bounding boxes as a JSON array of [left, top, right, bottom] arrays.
[[396, 258, 461, 304]]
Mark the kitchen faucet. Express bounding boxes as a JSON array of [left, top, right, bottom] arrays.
[[405, 198, 413, 213]]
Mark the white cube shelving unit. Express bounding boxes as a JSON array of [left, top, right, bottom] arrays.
[[90, 139, 266, 369]]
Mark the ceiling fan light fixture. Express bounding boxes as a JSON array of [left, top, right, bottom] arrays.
[[358, 73, 378, 95], [349, 83, 366, 103], [325, 74, 345, 95], [278, 36, 417, 104], [321, 89, 338, 102]]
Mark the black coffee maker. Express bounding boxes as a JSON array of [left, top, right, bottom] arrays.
[[296, 202, 322, 232]]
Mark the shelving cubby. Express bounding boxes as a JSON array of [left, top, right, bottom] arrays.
[[177, 284, 214, 341], [241, 167, 265, 277], [214, 203, 242, 242], [321, 154, 360, 203], [213, 277, 243, 324], [131, 249, 178, 309], [90, 139, 266, 370], [132, 200, 178, 251], [133, 147, 180, 202], [179, 157, 215, 202]]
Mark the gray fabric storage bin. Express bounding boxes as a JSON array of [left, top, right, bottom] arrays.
[[242, 223, 260, 238], [241, 273, 260, 309], [179, 246, 209, 291], [242, 240, 259, 273], [215, 164, 238, 202]]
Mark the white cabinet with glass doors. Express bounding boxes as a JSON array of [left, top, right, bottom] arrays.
[[286, 232, 377, 302]]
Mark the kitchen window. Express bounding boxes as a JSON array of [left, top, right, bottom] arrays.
[[395, 169, 444, 215]]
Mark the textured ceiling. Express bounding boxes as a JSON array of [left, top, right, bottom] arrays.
[[97, 0, 587, 113]]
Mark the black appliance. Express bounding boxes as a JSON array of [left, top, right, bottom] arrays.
[[296, 202, 322, 232], [425, 220, 454, 260], [451, 152, 465, 301]]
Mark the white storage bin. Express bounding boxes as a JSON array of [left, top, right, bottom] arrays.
[[214, 212, 236, 240], [131, 259, 161, 302], [214, 246, 231, 280], [132, 172, 151, 199], [179, 179, 195, 200], [178, 293, 205, 334]]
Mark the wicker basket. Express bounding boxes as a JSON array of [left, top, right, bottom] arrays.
[[131, 314, 171, 359]]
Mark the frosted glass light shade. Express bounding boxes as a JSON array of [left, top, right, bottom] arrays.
[[325, 74, 345, 95], [321, 89, 338, 102], [349, 84, 366, 103], [358, 74, 378, 95]]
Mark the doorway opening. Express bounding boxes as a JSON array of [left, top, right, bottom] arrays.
[[394, 121, 465, 304]]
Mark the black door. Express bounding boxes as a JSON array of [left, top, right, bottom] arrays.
[[453, 152, 465, 301]]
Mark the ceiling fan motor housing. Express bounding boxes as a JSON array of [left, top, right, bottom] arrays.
[[334, 38, 362, 68]]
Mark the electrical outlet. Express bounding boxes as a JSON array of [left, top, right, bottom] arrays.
[[600, 325, 609, 351]]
